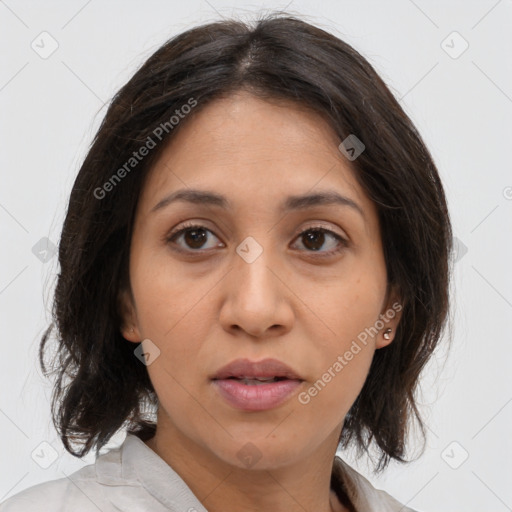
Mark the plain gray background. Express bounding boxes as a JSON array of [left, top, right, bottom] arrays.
[[1, 1, 511, 510]]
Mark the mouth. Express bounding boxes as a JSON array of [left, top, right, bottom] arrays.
[[211, 357, 303, 381], [220, 376, 291, 385], [211, 358, 304, 411]]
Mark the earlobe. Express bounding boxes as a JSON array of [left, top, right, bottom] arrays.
[[121, 325, 141, 343], [118, 287, 141, 343], [376, 327, 395, 349], [376, 286, 403, 349]]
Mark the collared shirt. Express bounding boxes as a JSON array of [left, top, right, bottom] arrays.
[[0, 434, 418, 511]]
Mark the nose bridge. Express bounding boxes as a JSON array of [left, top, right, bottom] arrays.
[[220, 234, 292, 336], [234, 234, 278, 306]]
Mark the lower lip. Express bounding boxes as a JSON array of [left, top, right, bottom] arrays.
[[212, 379, 303, 411]]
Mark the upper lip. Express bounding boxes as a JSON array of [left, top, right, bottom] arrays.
[[211, 358, 303, 381]]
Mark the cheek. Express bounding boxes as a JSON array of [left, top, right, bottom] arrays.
[[318, 267, 387, 343], [300, 269, 386, 416], [130, 244, 206, 337], [130, 249, 221, 385], [297, 331, 375, 433]]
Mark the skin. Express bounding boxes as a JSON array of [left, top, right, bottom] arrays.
[[120, 91, 402, 512]]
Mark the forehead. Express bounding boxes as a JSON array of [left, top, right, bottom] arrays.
[[138, 91, 372, 217]]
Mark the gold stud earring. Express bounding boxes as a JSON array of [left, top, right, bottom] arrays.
[[383, 328, 392, 340]]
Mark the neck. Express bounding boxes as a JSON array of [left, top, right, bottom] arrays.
[[144, 416, 350, 512]]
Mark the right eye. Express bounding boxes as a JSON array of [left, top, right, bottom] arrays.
[[166, 223, 224, 252]]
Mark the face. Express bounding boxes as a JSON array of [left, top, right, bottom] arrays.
[[121, 91, 401, 470]]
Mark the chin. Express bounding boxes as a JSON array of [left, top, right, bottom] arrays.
[[211, 435, 306, 472]]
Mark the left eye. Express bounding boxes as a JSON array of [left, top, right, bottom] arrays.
[[167, 224, 347, 255], [292, 227, 347, 254]]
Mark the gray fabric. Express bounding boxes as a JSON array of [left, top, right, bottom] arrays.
[[0, 434, 417, 511]]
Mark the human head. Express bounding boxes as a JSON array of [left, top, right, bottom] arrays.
[[41, 13, 451, 473]]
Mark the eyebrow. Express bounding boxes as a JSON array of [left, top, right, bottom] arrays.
[[150, 188, 365, 219]]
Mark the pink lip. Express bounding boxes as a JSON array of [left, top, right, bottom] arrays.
[[211, 357, 302, 380], [211, 358, 304, 411], [212, 379, 302, 411]]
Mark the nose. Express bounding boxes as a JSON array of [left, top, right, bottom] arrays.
[[219, 240, 294, 339]]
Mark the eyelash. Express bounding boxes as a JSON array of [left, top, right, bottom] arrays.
[[166, 221, 348, 257]]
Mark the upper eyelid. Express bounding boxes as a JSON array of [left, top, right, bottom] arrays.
[[168, 222, 348, 245], [291, 223, 347, 240]]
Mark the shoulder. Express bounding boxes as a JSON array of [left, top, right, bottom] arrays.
[[0, 470, 99, 511], [333, 456, 420, 512], [0, 443, 134, 512]]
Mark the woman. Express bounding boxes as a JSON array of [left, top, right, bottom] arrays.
[[0, 13, 451, 512]]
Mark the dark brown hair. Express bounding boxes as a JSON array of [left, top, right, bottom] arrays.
[[40, 13, 452, 475]]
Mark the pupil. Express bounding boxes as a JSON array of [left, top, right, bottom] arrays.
[[185, 228, 207, 248], [304, 230, 324, 251]]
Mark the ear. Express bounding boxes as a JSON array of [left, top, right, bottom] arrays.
[[118, 286, 141, 343], [375, 285, 403, 349]]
